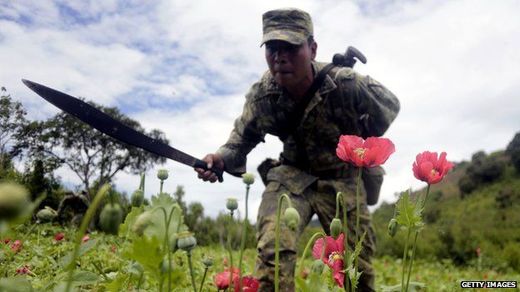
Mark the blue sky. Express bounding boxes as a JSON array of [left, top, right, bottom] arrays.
[[1, 0, 519, 220]]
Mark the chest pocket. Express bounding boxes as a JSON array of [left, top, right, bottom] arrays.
[[325, 73, 360, 136]]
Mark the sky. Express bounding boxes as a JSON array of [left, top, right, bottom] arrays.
[[1, 0, 519, 221]]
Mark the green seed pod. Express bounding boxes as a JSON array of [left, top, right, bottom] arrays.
[[160, 256, 175, 274], [132, 211, 153, 236], [131, 189, 144, 207], [311, 259, 325, 274], [176, 231, 197, 251], [330, 218, 342, 238], [283, 207, 300, 231], [202, 256, 214, 267], [388, 218, 399, 237], [241, 173, 255, 185], [157, 169, 169, 181], [99, 203, 123, 235], [226, 198, 238, 212], [36, 206, 58, 223], [169, 233, 178, 253], [0, 182, 30, 220]]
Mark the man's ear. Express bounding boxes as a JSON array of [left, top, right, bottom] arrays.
[[310, 41, 317, 60]]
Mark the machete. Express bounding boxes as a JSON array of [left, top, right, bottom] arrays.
[[22, 79, 223, 182]]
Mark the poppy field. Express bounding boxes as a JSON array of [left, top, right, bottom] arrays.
[[1, 134, 519, 291]]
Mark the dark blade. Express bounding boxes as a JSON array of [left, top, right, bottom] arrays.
[[22, 79, 223, 181]]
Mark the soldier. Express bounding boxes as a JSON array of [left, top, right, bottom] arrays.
[[195, 8, 400, 291]]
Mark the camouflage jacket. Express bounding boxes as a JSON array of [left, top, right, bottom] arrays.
[[217, 61, 400, 194]]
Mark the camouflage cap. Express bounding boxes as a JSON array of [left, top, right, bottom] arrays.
[[261, 8, 313, 46]]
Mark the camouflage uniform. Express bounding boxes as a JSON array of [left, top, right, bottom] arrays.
[[216, 8, 400, 292]]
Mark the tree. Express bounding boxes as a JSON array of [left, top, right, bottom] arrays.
[[15, 99, 168, 199], [0, 87, 27, 175], [173, 185, 187, 215], [506, 132, 520, 172]]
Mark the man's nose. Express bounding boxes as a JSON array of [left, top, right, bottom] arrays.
[[273, 49, 289, 62]]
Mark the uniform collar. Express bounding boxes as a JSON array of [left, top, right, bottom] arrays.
[[265, 61, 337, 107]]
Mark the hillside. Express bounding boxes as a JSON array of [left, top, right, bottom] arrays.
[[372, 133, 520, 273]]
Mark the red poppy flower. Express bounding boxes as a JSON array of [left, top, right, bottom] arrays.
[[412, 151, 453, 184], [312, 233, 345, 287], [10, 240, 22, 253], [54, 232, 65, 242], [234, 275, 259, 292], [214, 267, 240, 290], [16, 265, 31, 275], [3, 238, 11, 244], [336, 135, 395, 168]]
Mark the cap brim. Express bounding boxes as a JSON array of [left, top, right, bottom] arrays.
[[260, 30, 307, 46]]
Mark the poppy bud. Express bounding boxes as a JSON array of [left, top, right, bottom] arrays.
[[388, 218, 398, 237], [202, 256, 214, 267], [311, 259, 324, 274], [330, 218, 342, 238], [226, 198, 238, 212], [0, 182, 30, 220], [131, 189, 144, 207], [157, 169, 169, 181], [99, 203, 123, 235], [283, 207, 300, 231], [177, 231, 197, 251], [132, 211, 153, 236], [36, 206, 58, 223], [242, 173, 255, 185], [160, 257, 175, 274]]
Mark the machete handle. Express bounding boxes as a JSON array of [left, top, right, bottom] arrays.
[[194, 159, 224, 182]]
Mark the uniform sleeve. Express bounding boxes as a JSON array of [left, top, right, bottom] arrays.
[[354, 74, 400, 137], [216, 83, 267, 177]]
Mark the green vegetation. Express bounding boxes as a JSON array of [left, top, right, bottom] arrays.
[[373, 140, 520, 274]]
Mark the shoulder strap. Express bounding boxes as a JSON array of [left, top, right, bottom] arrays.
[[281, 63, 336, 140]]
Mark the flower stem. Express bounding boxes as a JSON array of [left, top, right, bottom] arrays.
[[275, 193, 292, 292], [297, 231, 325, 276], [227, 212, 234, 292], [401, 227, 412, 292], [405, 184, 430, 291], [354, 168, 362, 282], [238, 184, 250, 291], [337, 192, 351, 292], [199, 266, 209, 292], [65, 184, 110, 292], [187, 251, 197, 292]]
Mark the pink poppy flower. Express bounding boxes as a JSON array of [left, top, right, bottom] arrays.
[[312, 233, 345, 287], [10, 240, 22, 253], [214, 267, 240, 290], [82, 234, 90, 243], [54, 232, 65, 242], [16, 265, 31, 275], [412, 151, 453, 184], [336, 135, 395, 168], [234, 275, 259, 292]]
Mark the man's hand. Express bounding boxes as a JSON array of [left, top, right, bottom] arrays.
[[194, 153, 225, 183]]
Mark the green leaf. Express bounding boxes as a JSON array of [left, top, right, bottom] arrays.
[[69, 270, 99, 285], [0, 277, 34, 292], [122, 235, 163, 278], [144, 193, 186, 244], [118, 206, 144, 237], [349, 231, 366, 265], [395, 191, 423, 230], [59, 238, 99, 267]]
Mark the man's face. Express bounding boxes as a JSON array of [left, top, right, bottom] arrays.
[[265, 40, 317, 92]]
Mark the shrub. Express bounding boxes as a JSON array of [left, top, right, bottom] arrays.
[[458, 175, 477, 197]]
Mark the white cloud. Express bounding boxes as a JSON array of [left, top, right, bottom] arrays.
[[1, 0, 519, 220]]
